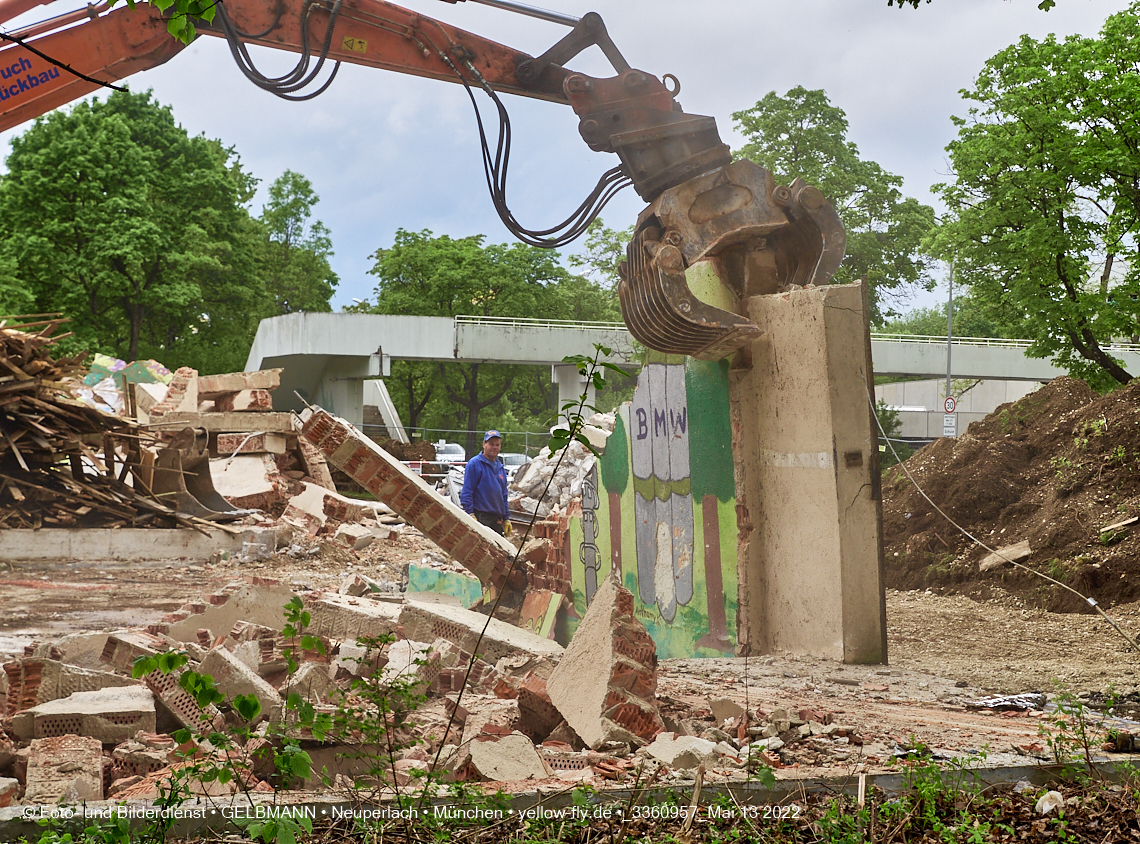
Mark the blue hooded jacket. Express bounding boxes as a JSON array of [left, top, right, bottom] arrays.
[[460, 454, 508, 517]]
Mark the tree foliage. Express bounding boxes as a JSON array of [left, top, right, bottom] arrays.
[[365, 229, 611, 455], [258, 170, 339, 314], [928, 7, 1140, 390], [0, 89, 264, 373], [879, 294, 1022, 340], [732, 87, 936, 323]]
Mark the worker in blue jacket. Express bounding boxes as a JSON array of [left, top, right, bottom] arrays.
[[460, 430, 510, 535]]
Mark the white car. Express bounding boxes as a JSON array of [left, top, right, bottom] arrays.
[[499, 452, 530, 483], [433, 441, 467, 463]]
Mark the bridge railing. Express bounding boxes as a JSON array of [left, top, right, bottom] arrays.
[[455, 314, 629, 332], [870, 333, 1140, 354]]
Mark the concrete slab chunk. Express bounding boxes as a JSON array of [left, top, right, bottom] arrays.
[[305, 593, 403, 642], [399, 599, 564, 664], [11, 686, 156, 742], [25, 735, 104, 803], [644, 734, 719, 770], [199, 648, 281, 724], [4, 659, 141, 715], [547, 571, 663, 750], [468, 732, 549, 782], [198, 368, 283, 398]]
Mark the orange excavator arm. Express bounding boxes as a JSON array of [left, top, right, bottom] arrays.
[[0, 0, 572, 134], [0, 0, 847, 359]]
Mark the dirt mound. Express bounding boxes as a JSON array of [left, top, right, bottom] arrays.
[[884, 376, 1140, 613]]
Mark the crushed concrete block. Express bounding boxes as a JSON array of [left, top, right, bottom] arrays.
[[461, 698, 520, 746], [28, 631, 112, 670], [210, 454, 288, 512], [520, 537, 552, 564], [304, 592, 403, 642], [399, 598, 564, 665], [335, 523, 374, 551], [24, 735, 105, 803], [0, 777, 17, 808], [11, 686, 156, 742], [145, 366, 197, 419], [468, 732, 550, 782], [382, 640, 440, 693], [547, 571, 663, 750], [133, 381, 168, 421], [199, 649, 281, 724], [282, 481, 365, 535], [295, 434, 336, 490], [162, 581, 296, 643], [300, 409, 519, 592], [515, 675, 563, 743], [230, 640, 288, 677], [100, 630, 165, 671], [110, 739, 174, 782], [4, 658, 141, 715], [287, 661, 334, 703], [710, 698, 745, 725], [644, 734, 719, 770], [213, 389, 273, 412], [198, 368, 283, 398], [216, 432, 288, 455], [338, 573, 383, 597], [331, 640, 383, 678], [546, 720, 585, 749]]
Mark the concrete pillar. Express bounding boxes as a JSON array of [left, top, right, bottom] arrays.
[[730, 281, 886, 664], [552, 364, 596, 414], [314, 355, 381, 427]]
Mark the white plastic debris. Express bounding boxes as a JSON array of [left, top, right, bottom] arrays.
[[1035, 790, 1064, 815]]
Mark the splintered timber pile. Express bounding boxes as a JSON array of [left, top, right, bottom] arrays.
[[0, 317, 193, 530]]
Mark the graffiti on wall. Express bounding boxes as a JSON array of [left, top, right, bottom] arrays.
[[567, 355, 738, 658]]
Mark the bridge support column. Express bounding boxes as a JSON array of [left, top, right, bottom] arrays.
[[314, 355, 382, 428], [552, 364, 596, 415]]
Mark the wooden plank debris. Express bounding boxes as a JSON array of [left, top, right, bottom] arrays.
[[0, 318, 192, 530]]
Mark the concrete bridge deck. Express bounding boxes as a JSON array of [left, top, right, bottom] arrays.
[[245, 313, 1140, 425]]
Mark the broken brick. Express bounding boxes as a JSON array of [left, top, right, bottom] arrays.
[[547, 570, 663, 750]]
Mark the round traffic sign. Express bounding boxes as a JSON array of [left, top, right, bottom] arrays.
[[944, 396, 957, 414]]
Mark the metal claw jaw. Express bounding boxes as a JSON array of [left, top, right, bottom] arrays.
[[617, 160, 846, 361]]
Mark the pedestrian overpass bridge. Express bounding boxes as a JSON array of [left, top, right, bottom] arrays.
[[245, 313, 1140, 425]]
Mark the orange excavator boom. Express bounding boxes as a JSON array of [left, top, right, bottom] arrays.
[[0, 0, 847, 359]]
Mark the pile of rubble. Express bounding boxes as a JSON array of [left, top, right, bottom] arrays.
[[509, 412, 614, 520], [0, 571, 705, 805], [0, 319, 204, 531]]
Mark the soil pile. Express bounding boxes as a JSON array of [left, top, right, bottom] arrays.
[[883, 376, 1140, 612]]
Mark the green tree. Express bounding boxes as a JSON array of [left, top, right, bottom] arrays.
[[367, 229, 592, 455], [258, 170, 339, 315], [928, 16, 1139, 390], [732, 87, 936, 323], [879, 294, 1022, 339], [0, 89, 265, 373], [567, 217, 631, 284]]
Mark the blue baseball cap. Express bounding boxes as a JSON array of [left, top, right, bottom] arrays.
[[483, 430, 501, 441]]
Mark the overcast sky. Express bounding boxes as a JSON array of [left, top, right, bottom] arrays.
[[1, 0, 1133, 312]]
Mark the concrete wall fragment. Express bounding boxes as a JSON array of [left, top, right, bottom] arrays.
[[731, 282, 886, 663], [300, 409, 520, 594]]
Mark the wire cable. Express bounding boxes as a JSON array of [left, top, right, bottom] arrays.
[[866, 382, 1139, 654], [423, 37, 631, 248], [214, 0, 342, 100]]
